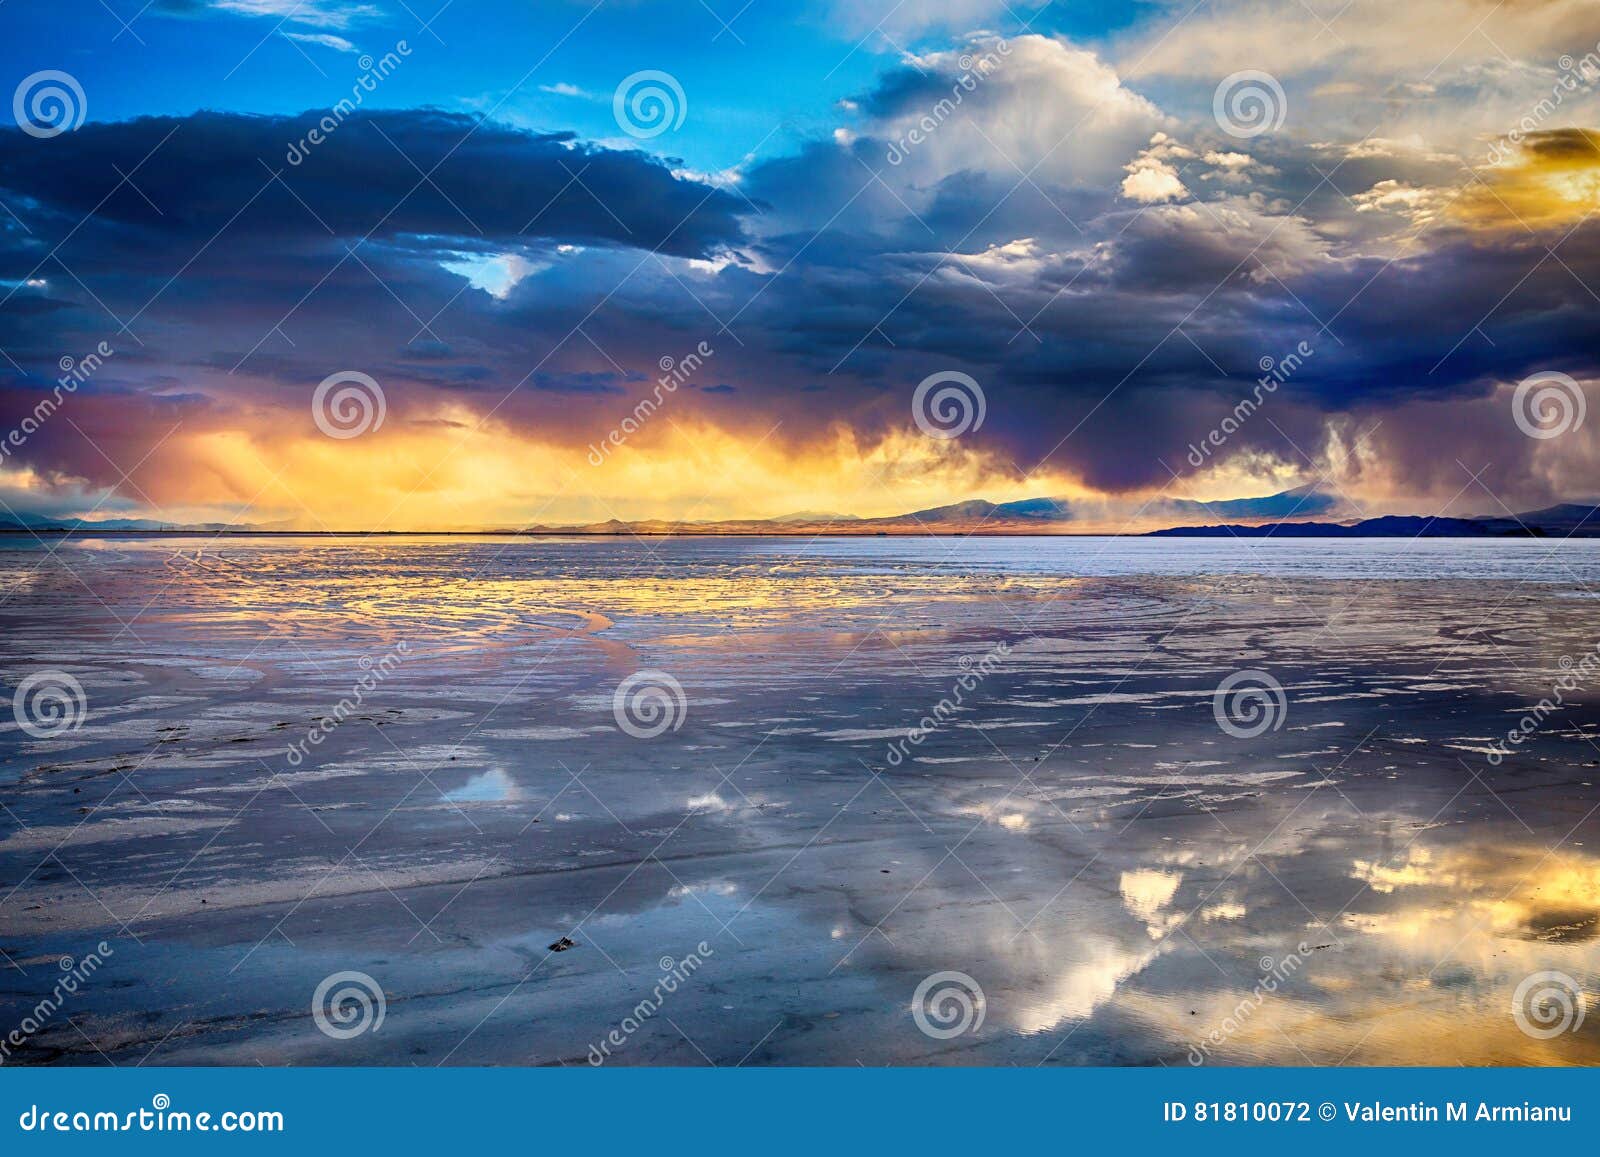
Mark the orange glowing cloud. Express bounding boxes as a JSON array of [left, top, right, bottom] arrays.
[[1464, 128, 1600, 232], [3, 400, 1090, 531]]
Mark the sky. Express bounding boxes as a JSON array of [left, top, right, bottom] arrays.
[[1, 0, 1599, 530]]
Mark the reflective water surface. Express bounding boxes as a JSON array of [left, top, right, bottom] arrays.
[[2, 535, 1599, 1065]]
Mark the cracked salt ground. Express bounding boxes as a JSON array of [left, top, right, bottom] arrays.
[[3, 535, 1600, 1064]]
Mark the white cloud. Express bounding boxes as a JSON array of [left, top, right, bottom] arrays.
[[211, 0, 378, 29], [1117, 0, 1600, 151], [1202, 150, 1254, 169], [284, 30, 356, 52], [865, 34, 1169, 189], [1350, 178, 1452, 225], [1120, 133, 1200, 202], [1121, 156, 1187, 202], [1123, 0, 1600, 81]]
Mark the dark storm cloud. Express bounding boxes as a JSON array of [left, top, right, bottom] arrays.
[[0, 110, 748, 258], [698, 116, 1600, 498], [1, 99, 1598, 510], [1520, 127, 1600, 162], [0, 107, 760, 494]]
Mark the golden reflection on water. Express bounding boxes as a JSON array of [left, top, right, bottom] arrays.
[[27, 543, 1082, 644], [1349, 844, 1600, 948], [1125, 838, 1600, 1065]]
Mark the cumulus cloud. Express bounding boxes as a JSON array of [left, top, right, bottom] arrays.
[[1120, 134, 1194, 202], [855, 34, 1167, 188]]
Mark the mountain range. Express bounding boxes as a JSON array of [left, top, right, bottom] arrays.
[[1148, 503, 1600, 538], [4, 490, 1598, 537], [499, 485, 1343, 535]]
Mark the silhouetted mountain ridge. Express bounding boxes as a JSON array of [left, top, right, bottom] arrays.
[[1149, 505, 1600, 538]]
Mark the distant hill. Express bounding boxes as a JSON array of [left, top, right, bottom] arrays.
[[1149, 505, 1600, 538], [895, 486, 1333, 528], [769, 510, 860, 523], [0, 514, 243, 532], [1497, 503, 1600, 533], [1169, 484, 1337, 522]]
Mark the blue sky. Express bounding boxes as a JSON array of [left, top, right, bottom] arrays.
[[4, 0, 1156, 176]]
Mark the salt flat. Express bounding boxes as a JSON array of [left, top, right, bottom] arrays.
[[2, 535, 1599, 1065]]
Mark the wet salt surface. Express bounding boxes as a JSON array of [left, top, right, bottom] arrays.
[[2, 535, 1600, 1065]]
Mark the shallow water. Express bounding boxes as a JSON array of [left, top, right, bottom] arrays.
[[2, 535, 1599, 1065]]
